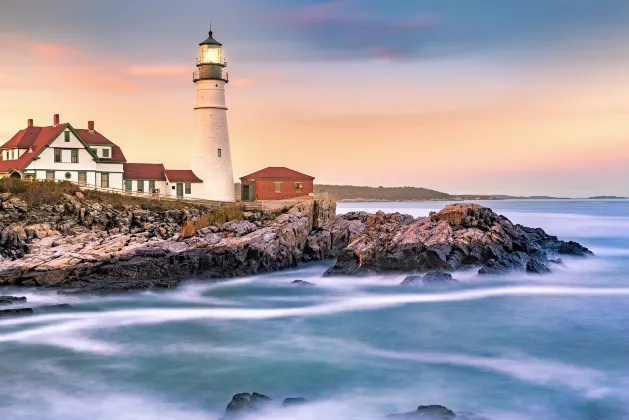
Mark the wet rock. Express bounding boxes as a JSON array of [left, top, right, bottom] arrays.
[[0, 295, 27, 306], [387, 405, 456, 418], [291, 280, 315, 286], [282, 397, 308, 406], [402, 272, 458, 286], [526, 258, 551, 274], [0, 307, 33, 317], [223, 392, 272, 418], [35, 303, 72, 312], [558, 241, 593, 257]]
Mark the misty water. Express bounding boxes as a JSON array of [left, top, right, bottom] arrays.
[[1, 200, 628, 420]]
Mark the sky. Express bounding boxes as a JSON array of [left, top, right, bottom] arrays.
[[0, 0, 628, 197]]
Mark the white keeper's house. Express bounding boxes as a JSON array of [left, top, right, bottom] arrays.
[[0, 114, 202, 198]]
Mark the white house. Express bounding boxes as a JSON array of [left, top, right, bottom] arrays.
[[0, 114, 203, 199]]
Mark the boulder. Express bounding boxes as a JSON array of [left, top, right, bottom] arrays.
[[291, 280, 315, 286], [0, 307, 33, 317], [401, 272, 458, 286], [282, 397, 308, 407], [387, 405, 456, 419], [223, 392, 272, 419]]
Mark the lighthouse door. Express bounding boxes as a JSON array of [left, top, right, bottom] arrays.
[[176, 183, 184, 198]]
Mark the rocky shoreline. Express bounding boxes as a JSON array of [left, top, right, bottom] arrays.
[[0, 193, 592, 294]]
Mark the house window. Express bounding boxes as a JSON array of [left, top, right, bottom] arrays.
[[149, 180, 156, 193], [274, 182, 281, 193], [103, 148, 110, 158], [64, 131, 70, 142], [295, 182, 303, 193], [124, 180, 132, 191], [46, 171, 54, 180], [101, 173, 109, 188], [185, 183, 191, 194], [137, 180, 144, 193], [78, 172, 87, 186], [64, 172, 72, 180], [91, 148, 97, 156], [54, 149, 62, 163], [71, 149, 78, 163], [217, 149, 222, 157]]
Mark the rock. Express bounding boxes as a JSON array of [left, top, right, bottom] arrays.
[[558, 241, 593, 257], [422, 271, 458, 285], [35, 303, 72, 312], [1, 196, 28, 212], [526, 258, 551, 274], [0, 295, 27, 306], [0, 307, 33, 317], [223, 392, 272, 418], [328, 204, 590, 278], [387, 405, 456, 419], [291, 280, 315, 286], [282, 397, 308, 407], [401, 275, 423, 286]]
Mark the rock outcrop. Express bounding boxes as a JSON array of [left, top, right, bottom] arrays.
[[219, 393, 490, 419], [326, 204, 592, 277], [0, 197, 343, 293], [402, 272, 458, 286]]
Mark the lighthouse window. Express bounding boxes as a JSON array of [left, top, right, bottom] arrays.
[[217, 149, 222, 157]]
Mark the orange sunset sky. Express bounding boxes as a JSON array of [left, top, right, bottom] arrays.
[[1, 0, 628, 197]]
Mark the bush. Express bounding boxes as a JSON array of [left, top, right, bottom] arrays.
[[180, 205, 245, 238]]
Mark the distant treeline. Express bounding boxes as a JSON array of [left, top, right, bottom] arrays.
[[314, 185, 451, 201]]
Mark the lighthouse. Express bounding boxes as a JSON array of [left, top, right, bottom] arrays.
[[191, 30, 235, 202]]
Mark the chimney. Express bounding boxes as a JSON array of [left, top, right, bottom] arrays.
[[27, 119, 33, 127], [53, 114, 60, 126], [88, 121, 95, 131]]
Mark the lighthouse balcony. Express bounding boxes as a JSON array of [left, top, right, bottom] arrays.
[[193, 70, 229, 83]]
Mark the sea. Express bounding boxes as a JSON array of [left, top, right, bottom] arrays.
[[0, 199, 628, 420]]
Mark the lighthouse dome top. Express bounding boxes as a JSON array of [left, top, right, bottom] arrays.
[[200, 31, 222, 46]]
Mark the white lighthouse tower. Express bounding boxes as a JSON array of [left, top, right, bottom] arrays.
[[191, 30, 235, 202]]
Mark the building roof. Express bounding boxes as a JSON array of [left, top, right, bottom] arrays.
[[0, 124, 68, 172], [199, 31, 222, 46], [74, 129, 127, 163], [123, 163, 167, 180], [165, 170, 203, 183], [240, 167, 315, 180]]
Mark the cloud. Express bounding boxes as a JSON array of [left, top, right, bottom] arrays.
[[263, 1, 442, 61], [127, 65, 189, 76], [25, 41, 77, 57]]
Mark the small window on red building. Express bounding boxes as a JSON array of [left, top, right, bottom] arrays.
[[274, 182, 281, 193], [295, 182, 303, 193]]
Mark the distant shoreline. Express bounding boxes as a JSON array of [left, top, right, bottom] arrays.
[[312, 184, 626, 202]]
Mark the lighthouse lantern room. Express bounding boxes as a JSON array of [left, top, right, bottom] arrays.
[[190, 30, 235, 202]]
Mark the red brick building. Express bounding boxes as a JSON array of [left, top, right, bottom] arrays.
[[240, 167, 314, 201]]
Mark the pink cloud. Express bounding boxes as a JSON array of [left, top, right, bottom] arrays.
[[127, 65, 189, 76], [25, 41, 77, 57]]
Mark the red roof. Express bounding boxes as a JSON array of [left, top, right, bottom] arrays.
[[0, 124, 68, 172], [240, 167, 314, 180], [75, 129, 127, 163], [123, 163, 166, 180], [165, 170, 203, 183]]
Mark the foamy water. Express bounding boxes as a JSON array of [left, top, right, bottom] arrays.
[[0, 200, 628, 419]]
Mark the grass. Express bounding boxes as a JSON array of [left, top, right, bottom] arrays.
[[0, 178, 208, 211], [180, 205, 245, 238], [0, 178, 80, 206]]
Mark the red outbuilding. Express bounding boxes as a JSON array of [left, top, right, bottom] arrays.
[[240, 167, 314, 201]]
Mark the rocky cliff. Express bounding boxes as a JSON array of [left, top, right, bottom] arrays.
[[0, 193, 345, 293]]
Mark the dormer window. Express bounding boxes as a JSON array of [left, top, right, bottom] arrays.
[[102, 148, 110, 158]]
